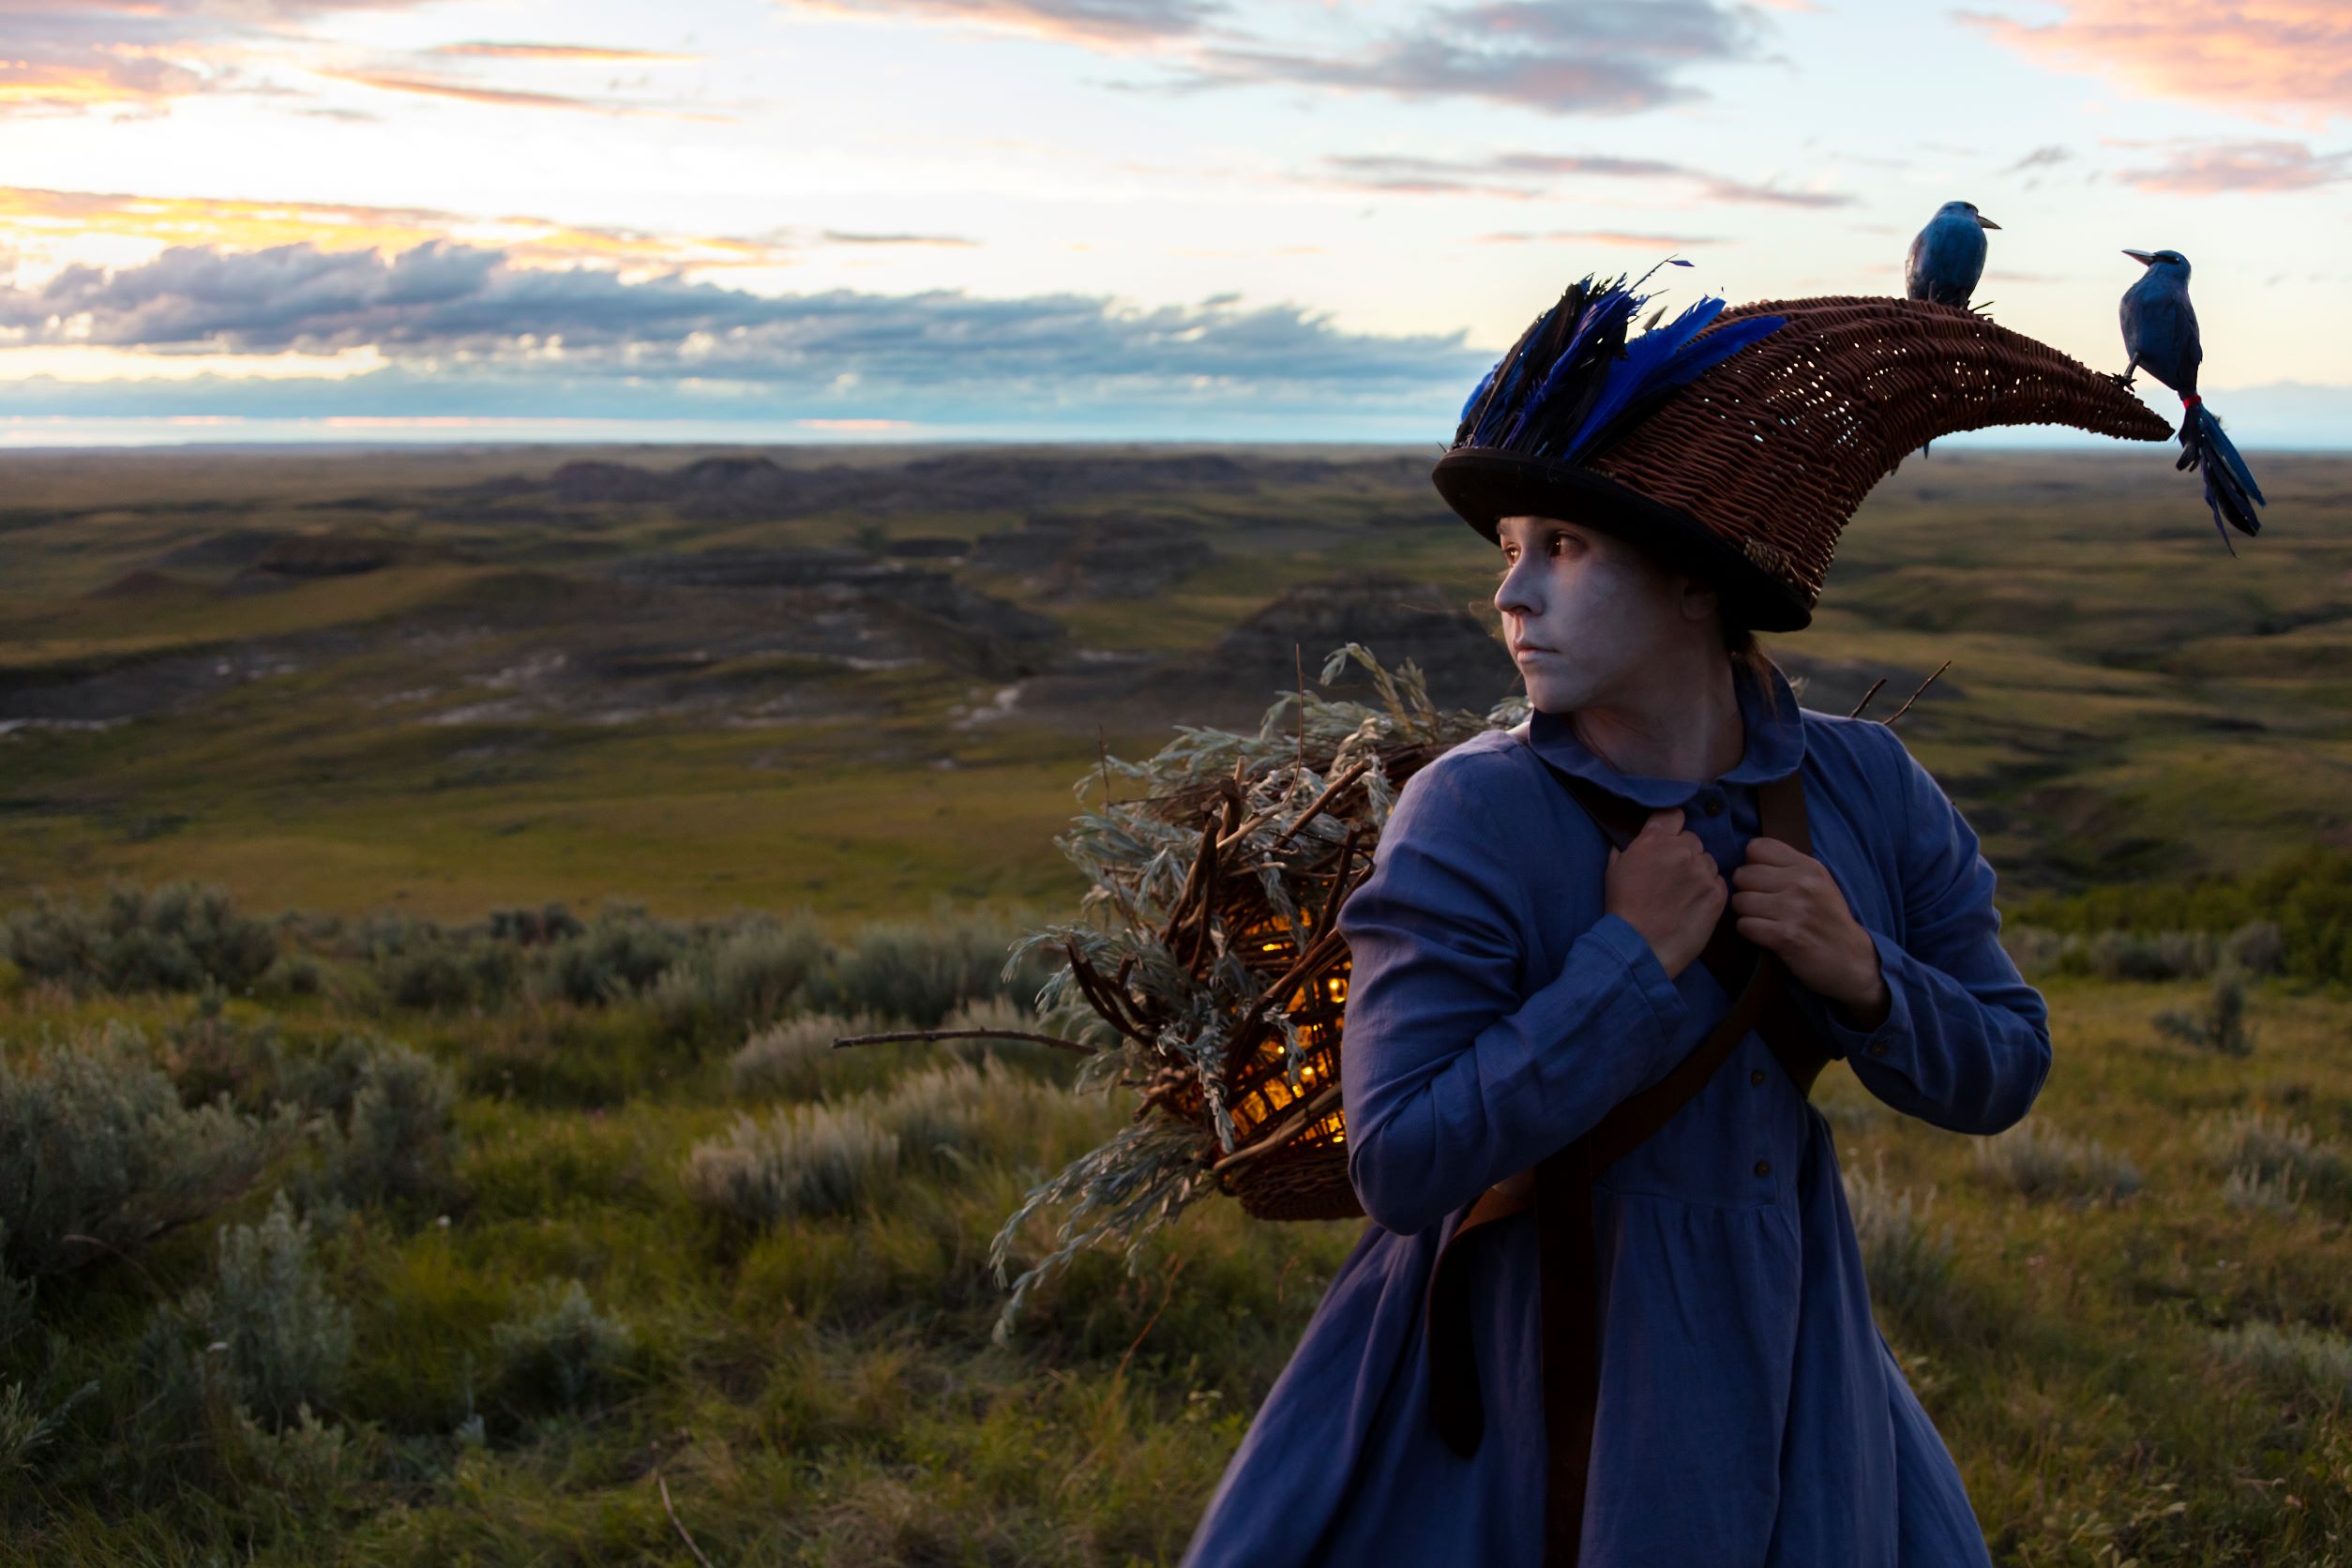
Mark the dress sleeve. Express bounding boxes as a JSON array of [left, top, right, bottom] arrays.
[[1797, 731, 2052, 1135], [1335, 754, 1696, 1237]]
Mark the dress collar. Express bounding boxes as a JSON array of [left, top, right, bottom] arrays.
[[1521, 660, 1807, 809]]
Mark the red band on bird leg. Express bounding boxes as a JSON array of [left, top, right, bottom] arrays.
[[2180, 394, 2203, 408]]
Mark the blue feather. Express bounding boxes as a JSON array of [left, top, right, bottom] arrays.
[[1508, 288, 1637, 450], [2203, 410, 2266, 505], [1471, 298, 1564, 446], [1457, 360, 1500, 429], [1556, 296, 1727, 461], [1450, 262, 1787, 467]]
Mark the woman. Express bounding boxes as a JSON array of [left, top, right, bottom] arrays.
[[1179, 280, 2174, 1567]]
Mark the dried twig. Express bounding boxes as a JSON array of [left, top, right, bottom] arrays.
[[656, 1470, 717, 1568], [1847, 678, 1887, 721], [1884, 659, 1952, 727], [1112, 1253, 1188, 1385], [1312, 823, 1364, 933], [1063, 937, 1157, 1046], [1158, 815, 1220, 949], [1292, 644, 1308, 786], [833, 1027, 1096, 1055], [1268, 758, 1373, 851]]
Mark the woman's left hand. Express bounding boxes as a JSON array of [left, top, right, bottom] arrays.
[[1730, 837, 1892, 1029]]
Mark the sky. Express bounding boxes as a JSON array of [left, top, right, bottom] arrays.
[[0, 0, 2344, 445]]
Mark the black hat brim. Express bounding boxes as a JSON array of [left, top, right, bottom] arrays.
[[1431, 449, 1813, 633]]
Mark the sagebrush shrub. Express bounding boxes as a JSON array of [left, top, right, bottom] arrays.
[[3, 882, 277, 995], [303, 1040, 460, 1213], [2221, 1163, 2303, 1215], [731, 1011, 897, 1098], [684, 1105, 900, 1227], [2156, 969, 2256, 1057], [2200, 1108, 2344, 1200], [1998, 925, 2070, 979], [876, 1058, 1058, 1166], [486, 903, 583, 946], [815, 920, 1044, 1028], [1973, 1119, 2141, 1203], [188, 1192, 354, 1428], [653, 913, 831, 1041], [537, 903, 687, 1006], [490, 1281, 635, 1414], [0, 1378, 92, 1479], [1841, 1157, 1954, 1323], [2224, 920, 2286, 975], [377, 938, 518, 1012], [711, 915, 830, 1023], [2086, 928, 2214, 982], [0, 1025, 297, 1276], [2213, 1320, 2352, 1410]]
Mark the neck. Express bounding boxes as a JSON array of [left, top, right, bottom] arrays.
[[1568, 648, 1746, 784]]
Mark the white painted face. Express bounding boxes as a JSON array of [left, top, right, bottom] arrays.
[[1492, 514, 1717, 714]]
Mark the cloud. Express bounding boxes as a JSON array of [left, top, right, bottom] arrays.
[[0, 241, 1489, 424], [1187, 0, 1772, 114], [2114, 138, 2352, 193], [0, 4, 707, 119], [2000, 144, 2072, 174], [820, 230, 981, 247], [786, 0, 1772, 111], [325, 72, 638, 113], [1477, 229, 1724, 248], [784, 0, 1219, 49], [324, 70, 724, 120], [1319, 151, 1853, 206], [0, 186, 807, 275], [1959, 3, 2352, 125], [430, 42, 701, 63], [0, 1, 426, 116]]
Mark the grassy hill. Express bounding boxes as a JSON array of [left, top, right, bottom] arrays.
[[4, 445, 2349, 923]]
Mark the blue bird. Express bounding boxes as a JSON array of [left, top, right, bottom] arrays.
[[2117, 247, 2265, 552], [1906, 200, 2000, 309]]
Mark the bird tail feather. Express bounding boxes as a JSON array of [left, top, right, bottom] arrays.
[[2178, 401, 2265, 550]]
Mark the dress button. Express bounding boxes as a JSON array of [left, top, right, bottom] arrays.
[[1749, 1068, 1766, 1086], [1701, 793, 1725, 817], [1868, 1041, 1889, 1058], [1753, 1158, 1772, 1178]]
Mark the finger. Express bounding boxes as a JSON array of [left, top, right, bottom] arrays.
[[1736, 913, 1791, 949], [1742, 836, 1807, 866], [1731, 862, 1804, 893], [1637, 808, 1685, 840]]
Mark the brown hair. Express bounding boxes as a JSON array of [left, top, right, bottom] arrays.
[[1724, 618, 1784, 716]]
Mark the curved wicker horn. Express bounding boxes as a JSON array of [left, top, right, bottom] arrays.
[[1586, 296, 2175, 614]]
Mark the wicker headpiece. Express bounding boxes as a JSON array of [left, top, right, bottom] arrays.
[[1433, 282, 2176, 631]]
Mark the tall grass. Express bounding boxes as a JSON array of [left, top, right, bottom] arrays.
[[8, 884, 2352, 1563]]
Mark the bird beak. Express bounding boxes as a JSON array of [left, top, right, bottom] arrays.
[[2122, 249, 2156, 266], [1975, 215, 2002, 230]]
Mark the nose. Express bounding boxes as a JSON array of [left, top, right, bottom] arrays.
[[1494, 548, 1544, 621]]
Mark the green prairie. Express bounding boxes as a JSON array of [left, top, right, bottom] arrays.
[[3, 445, 2350, 1564]]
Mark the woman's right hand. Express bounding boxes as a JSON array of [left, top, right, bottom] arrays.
[[1604, 808, 1726, 979]]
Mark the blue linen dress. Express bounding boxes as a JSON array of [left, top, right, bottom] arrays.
[[1179, 660, 2050, 1568]]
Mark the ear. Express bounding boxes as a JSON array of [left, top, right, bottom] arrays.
[[1676, 573, 1720, 626]]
